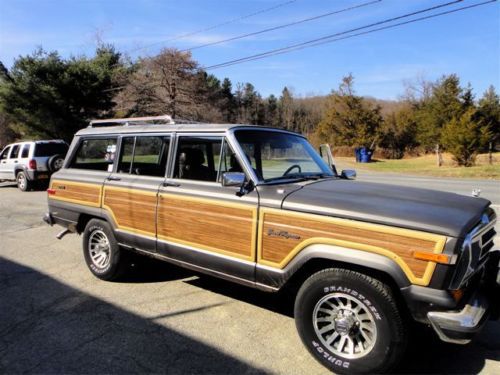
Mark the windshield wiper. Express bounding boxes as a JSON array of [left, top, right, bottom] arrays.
[[264, 173, 333, 184]]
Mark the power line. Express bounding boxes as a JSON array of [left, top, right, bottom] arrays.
[[126, 0, 299, 54], [182, 0, 382, 53], [204, 0, 472, 70]]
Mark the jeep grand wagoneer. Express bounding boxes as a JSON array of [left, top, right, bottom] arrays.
[[44, 115, 499, 374]]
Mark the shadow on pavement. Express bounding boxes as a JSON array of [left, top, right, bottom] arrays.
[[185, 274, 500, 374], [0, 256, 267, 374]]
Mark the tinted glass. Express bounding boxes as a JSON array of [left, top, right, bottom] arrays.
[[9, 145, 20, 159], [118, 136, 169, 177], [70, 138, 117, 171], [34, 143, 68, 157], [174, 137, 222, 182], [0, 146, 10, 160], [21, 144, 30, 158]]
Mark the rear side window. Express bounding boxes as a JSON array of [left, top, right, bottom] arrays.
[[21, 145, 31, 158], [70, 138, 117, 171], [34, 143, 68, 157], [118, 136, 170, 177], [9, 145, 20, 159]]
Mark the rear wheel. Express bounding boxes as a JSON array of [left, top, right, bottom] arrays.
[[294, 268, 407, 374], [82, 219, 128, 281], [16, 171, 32, 192]]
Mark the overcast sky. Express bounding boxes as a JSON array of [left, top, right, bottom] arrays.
[[1, 0, 498, 99]]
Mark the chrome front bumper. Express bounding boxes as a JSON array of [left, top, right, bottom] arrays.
[[427, 292, 489, 344]]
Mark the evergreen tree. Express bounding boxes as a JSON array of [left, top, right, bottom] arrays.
[[315, 74, 383, 147]]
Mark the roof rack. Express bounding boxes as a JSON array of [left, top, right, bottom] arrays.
[[89, 115, 174, 127]]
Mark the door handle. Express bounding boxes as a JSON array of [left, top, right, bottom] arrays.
[[107, 176, 121, 181], [14, 160, 18, 163], [162, 181, 180, 187]]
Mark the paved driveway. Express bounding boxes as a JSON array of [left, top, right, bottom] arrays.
[[0, 182, 499, 374]]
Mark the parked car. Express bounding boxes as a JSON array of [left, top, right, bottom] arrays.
[[43, 115, 499, 374], [0, 140, 68, 191]]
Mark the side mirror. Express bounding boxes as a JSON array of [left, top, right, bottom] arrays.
[[221, 172, 246, 187], [340, 169, 357, 180]]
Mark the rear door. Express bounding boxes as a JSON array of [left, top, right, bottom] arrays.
[[156, 134, 258, 282], [49, 137, 118, 212], [102, 134, 171, 252], [0, 146, 12, 180]]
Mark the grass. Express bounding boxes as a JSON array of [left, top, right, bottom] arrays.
[[335, 152, 500, 179]]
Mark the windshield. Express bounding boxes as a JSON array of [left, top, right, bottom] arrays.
[[234, 129, 334, 182]]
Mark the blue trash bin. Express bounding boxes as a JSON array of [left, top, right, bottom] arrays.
[[354, 147, 361, 162], [359, 147, 373, 163]]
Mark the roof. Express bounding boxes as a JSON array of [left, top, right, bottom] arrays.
[[75, 123, 293, 136]]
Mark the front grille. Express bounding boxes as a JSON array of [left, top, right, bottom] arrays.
[[449, 210, 497, 290]]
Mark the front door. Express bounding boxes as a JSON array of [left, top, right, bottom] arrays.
[[156, 135, 258, 282], [0, 146, 12, 180], [102, 134, 171, 252]]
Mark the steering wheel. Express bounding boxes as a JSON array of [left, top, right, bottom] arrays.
[[283, 164, 302, 176]]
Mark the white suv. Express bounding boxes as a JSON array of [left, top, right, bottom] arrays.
[[0, 140, 68, 191]]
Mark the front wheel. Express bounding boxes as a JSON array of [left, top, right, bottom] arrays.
[[82, 219, 128, 281], [294, 268, 407, 374]]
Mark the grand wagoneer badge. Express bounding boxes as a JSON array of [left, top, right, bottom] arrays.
[[267, 228, 301, 240]]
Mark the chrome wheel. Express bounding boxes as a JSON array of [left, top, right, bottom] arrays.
[[313, 293, 377, 359], [17, 173, 26, 190], [88, 230, 111, 269]]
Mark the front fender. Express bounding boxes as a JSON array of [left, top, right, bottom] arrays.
[[256, 243, 411, 290]]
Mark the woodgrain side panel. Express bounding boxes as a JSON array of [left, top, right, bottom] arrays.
[[157, 193, 257, 260], [258, 208, 447, 283], [103, 188, 157, 235], [49, 180, 101, 207]]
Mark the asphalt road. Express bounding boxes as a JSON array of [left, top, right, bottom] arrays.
[[0, 180, 499, 374]]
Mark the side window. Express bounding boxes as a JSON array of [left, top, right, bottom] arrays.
[[21, 144, 30, 158], [118, 136, 169, 177], [174, 137, 222, 182], [9, 145, 20, 159], [219, 140, 245, 179], [70, 138, 117, 171], [0, 146, 11, 160]]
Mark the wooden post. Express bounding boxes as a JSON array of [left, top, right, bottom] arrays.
[[436, 144, 442, 167], [489, 142, 493, 165]]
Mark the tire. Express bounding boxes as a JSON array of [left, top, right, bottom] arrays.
[[82, 219, 128, 281], [48, 154, 64, 172], [294, 268, 407, 374], [16, 171, 32, 192]]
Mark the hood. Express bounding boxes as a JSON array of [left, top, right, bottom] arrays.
[[281, 179, 490, 238]]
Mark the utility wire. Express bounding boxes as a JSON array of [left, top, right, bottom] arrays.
[[204, 0, 471, 70], [126, 0, 299, 54], [182, 0, 382, 53]]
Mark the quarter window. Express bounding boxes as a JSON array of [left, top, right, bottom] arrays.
[[21, 145, 30, 158], [70, 138, 117, 171], [118, 136, 170, 177], [174, 137, 222, 182]]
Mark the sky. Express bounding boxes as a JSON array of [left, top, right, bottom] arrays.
[[0, 0, 499, 100]]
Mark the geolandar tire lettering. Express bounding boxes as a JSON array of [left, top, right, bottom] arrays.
[[82, 219, 128, 281], [294, 268, 407, 374]]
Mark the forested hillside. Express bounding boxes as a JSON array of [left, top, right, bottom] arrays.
[[1, 47, 498, 166]]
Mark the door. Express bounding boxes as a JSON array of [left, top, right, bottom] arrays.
[[5, 144, 20, 179], [0, 146, 12, 179], [156, 135, 258, 282], [102, 134, 171, 252]]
